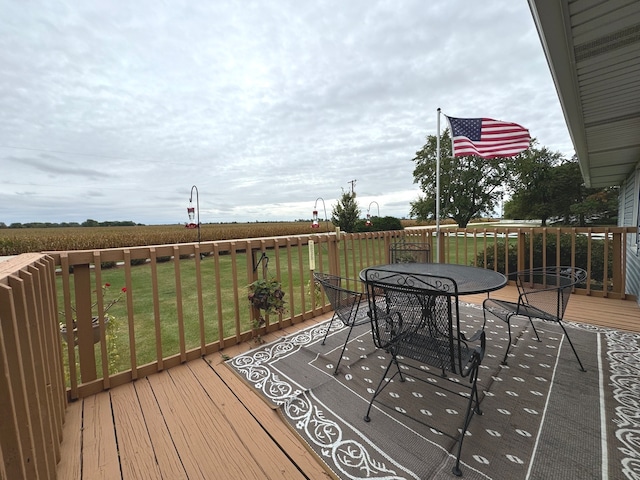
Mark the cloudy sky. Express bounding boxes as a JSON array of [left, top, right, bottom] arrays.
[[0, 0, 574, 226]]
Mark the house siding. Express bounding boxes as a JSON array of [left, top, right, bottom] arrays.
[[619, 165, 640, 305]]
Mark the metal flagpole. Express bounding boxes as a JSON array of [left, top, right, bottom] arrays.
[[435, 108, 441, 262]]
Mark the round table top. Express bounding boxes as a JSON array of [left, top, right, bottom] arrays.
[[359, 263, 507, 295]]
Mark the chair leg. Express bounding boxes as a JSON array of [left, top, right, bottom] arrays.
[[452, 362, 480, 477], [470, 364, 482, 416], [333, 324, 355, 375], [502, 318, 512, 365], [528, 318, 541, 342], [558, 322, 586, 372], [321, 313, 337, 345], [364, 356, 398, 422]]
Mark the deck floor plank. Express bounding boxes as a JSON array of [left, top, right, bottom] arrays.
[[110, 382, 163, 480], [187, 359, 309, 480], [81, 391, 120, 479], [55, 399, 82, 480], [149, 366, 269, 479], [133, 377, 189, 480], [145, 371, 218, 479]]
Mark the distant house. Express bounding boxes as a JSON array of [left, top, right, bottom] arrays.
[[529, 0, 640, 304]]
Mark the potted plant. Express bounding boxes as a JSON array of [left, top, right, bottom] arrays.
[[59, 283, 126, 346], [247, 278, 286, 343]]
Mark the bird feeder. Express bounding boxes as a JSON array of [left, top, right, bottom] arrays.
[[311, 210, 320, 229]]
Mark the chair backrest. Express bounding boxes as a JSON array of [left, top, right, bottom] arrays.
[[514, 266, 586, 321], [361, 267, 469, 375], [313, 272, 363, 326], [389, 242, 431, 264]]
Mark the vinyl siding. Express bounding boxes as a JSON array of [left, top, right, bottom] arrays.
[[620, 167, 640, 304]]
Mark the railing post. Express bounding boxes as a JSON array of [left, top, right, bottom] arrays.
[[612, 229, 622, 297], [517, 231, 526, 273], [328, 232, 340, 276], [383, 234, 389, 263], [438, 230, 446, 263], [74, 263, 97, 382]]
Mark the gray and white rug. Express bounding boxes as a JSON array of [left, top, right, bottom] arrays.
[[227, 302, 640, 479]]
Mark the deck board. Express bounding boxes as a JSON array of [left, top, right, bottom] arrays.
[[133, 378, 188, 479], [110, 382, 163, 480], [55, 399, 82, 480], [146, 370, 225, 478], [82, 392, 120, 479], [187, 359, 308, 479], [58, 296, 638, 479]]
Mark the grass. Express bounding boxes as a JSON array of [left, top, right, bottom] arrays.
[[57, 245, 338, 377], [59, 233, 512, 382]]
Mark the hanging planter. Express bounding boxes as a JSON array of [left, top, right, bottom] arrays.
[[247, 278, 286, 343], [247, 279, 286, 315]]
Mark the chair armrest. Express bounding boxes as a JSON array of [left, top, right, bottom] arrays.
[[462, 328, 483, 343]]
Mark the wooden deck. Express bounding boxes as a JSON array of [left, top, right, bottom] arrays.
[[56, 287, 639, 479]]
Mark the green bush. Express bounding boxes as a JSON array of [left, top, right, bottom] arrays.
[[475, 232, 612, 287], [354, 216, 403, 232]]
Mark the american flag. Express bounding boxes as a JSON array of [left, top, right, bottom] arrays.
[[446, 116, 531, 158]]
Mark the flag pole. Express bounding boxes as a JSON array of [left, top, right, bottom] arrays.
[[435, 108, 441, 262]]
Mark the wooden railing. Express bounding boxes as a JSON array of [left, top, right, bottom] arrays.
[[0, 225, 635, 478], [435, 226, 634, 298], [47, 230, 413, 400], [0, 253, 66, 480]]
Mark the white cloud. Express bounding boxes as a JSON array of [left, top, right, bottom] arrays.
[[0, 0, 573, 225]]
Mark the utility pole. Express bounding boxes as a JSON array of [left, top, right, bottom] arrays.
[[348, 179, 357, 194]]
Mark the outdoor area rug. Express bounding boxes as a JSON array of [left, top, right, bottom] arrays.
[[227, 302, 640, 479]]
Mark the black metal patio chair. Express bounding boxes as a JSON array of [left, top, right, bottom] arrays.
[[361, 267, 485, 477], [389, 241, 431, 264], [313, 272, 367, 374], [482, 266, 587, 371]]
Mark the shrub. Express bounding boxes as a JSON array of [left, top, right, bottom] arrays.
[[354, 216, 403, 232], [475, 232, 612, 288]]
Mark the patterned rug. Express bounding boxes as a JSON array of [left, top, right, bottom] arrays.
[[227, 302, 640, 479]]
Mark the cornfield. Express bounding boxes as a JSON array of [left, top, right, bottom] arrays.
[[0, 222, 322, 255]]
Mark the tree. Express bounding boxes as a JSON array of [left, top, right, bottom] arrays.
[[331, 191, 361, 232], [570, 188, 618, 225], [504, 145, 563, 225], [410, 129, 509, 227], [505, 154, 618, 226]]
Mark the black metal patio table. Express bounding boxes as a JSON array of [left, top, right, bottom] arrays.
[[359, 263, 507, 296]]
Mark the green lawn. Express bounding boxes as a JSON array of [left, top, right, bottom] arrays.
[[58, 234, 506, 380]]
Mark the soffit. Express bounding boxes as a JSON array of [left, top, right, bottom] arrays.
[[528, 0, 640, 188]]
